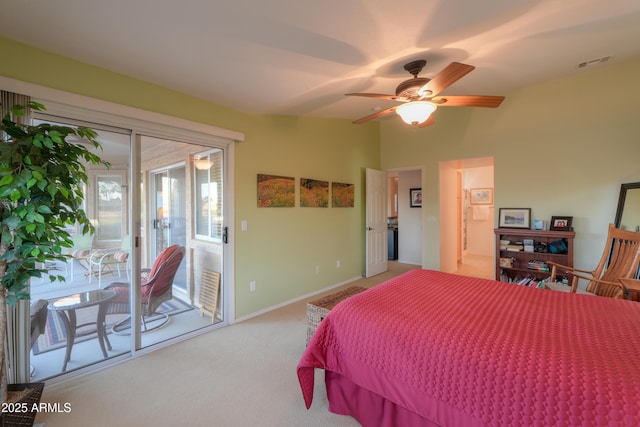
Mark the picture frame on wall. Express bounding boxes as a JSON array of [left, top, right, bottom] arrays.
[[498, 208, 531, 229], [300, 178, 329, 207], [410, 188, 422, 208], [257, 174, 295, 207], [470, 188, 493, 205], [549, 216, 573, 231]]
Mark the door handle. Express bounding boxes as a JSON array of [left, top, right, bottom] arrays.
[[366, 226, 374, 231], [223, 226, 228, 244]]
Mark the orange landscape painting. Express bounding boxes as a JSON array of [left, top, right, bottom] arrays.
[[300, 178, 328, 207], [257, 174, 295, 207], [331, 182, 354, 207]]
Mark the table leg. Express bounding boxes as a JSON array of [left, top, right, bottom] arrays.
[[96, 302, 111, 356], [56, 309, 76, 372]]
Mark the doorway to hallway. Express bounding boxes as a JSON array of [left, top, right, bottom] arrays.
[[440, 156, 494, 279]]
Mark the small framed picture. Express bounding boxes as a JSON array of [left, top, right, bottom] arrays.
[[550, 216, 573, 231], [498, 208, 531, 229], [410, 188, 422, 208], [470, 188, 493, 205]]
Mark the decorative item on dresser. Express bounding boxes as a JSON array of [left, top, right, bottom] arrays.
[[498, 208, 531, 229], [549, 216, 573, 231]]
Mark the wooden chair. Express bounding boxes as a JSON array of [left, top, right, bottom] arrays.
[[546, 223, 640, 298]]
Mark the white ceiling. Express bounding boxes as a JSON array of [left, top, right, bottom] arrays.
[[2, 0, 640, 124]]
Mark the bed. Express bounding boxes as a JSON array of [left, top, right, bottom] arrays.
[[297, 269, 640, 427]]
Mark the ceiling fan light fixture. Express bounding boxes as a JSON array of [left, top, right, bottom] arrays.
[[395, 101, 437, 125]]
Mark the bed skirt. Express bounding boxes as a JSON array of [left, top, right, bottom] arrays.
[[326, 371, 440, 427]]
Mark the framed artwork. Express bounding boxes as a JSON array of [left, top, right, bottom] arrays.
[[331, 182, 354, 207], [498, 208, 531, 229], [410, 188, 422, 208], [550, 216, 573, 231], [470, 188, 493, 205], [257, 174, 295, 207], [300, 178, 329, 207]]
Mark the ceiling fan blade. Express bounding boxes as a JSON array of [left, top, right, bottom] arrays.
[[346, 93, 409, 102], [417, 115, 436, 128], [353, 106, 397, 124], [418, 62, 475, 97], [431, 95, 505, 108]]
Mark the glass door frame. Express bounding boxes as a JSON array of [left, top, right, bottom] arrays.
[[130, 132, 234, 350]]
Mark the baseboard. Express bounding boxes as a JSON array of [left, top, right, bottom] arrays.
[[233, 275, 363, 324]]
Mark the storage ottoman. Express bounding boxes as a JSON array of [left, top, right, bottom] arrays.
[[306, 286, 366, 345]]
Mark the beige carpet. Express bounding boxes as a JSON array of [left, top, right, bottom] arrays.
[[35, 262, 419, 427]]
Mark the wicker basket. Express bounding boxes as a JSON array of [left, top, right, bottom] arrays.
[[306, 286, 366, 345], [1, 383, 45, 427]]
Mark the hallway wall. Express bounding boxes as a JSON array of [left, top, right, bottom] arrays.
[[397, 170, 422, 265]]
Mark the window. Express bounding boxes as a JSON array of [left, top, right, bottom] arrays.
[[194, 149, 223, 240], [96, 175, 124, 241]]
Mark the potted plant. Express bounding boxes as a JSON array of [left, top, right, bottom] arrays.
[[0, 101, 109, 423]]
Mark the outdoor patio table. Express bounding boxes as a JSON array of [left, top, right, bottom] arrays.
[[48, 289, 117, 372]]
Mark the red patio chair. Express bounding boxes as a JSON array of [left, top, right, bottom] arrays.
[[105, 245, 185, 333]]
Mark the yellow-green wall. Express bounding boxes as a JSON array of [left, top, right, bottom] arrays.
[[381, 58, 640, 272], [0, 37, 380, 318]]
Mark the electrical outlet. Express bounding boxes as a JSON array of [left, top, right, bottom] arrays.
[[315, 265, 320, 274], [249, 280, 256, 292], [336, 260, 341, 268]]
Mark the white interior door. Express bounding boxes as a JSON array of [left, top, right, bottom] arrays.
[[366, 168, 388, 277]]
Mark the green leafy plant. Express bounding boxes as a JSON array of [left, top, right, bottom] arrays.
[[0, 101, 109, 403]]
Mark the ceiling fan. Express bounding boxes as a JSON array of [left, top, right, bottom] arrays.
[[346, 60, 505, 127]]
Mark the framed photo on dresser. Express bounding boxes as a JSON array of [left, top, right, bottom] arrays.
[[498, 208, 531, 229]]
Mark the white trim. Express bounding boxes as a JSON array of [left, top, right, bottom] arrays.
[[224, 142, 236, 323], [0, 76, 245, 144], [232, 275, 363, 324]]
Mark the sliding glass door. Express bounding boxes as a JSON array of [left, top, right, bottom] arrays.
[[139, 135, 226, 350], [28, 115, 230, 380], [29, 117, 133, 378]]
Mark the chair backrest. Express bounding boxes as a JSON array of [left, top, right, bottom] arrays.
[[142, 245, 185, 299], [586, 223, 640, 294], [120, 234, 131, 251], [30, 299, 49, 348], [69, 232, 93, 257], [72, 232, 93, 250]]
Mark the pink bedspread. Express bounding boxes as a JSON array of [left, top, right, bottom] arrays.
[[297, 269, 640, 426]]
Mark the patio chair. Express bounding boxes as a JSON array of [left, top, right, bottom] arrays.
[[30, 299, 48, 375], [88, 235, 131, 288], [66, 232, 94, 283], [105, 245, 185, 334]]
